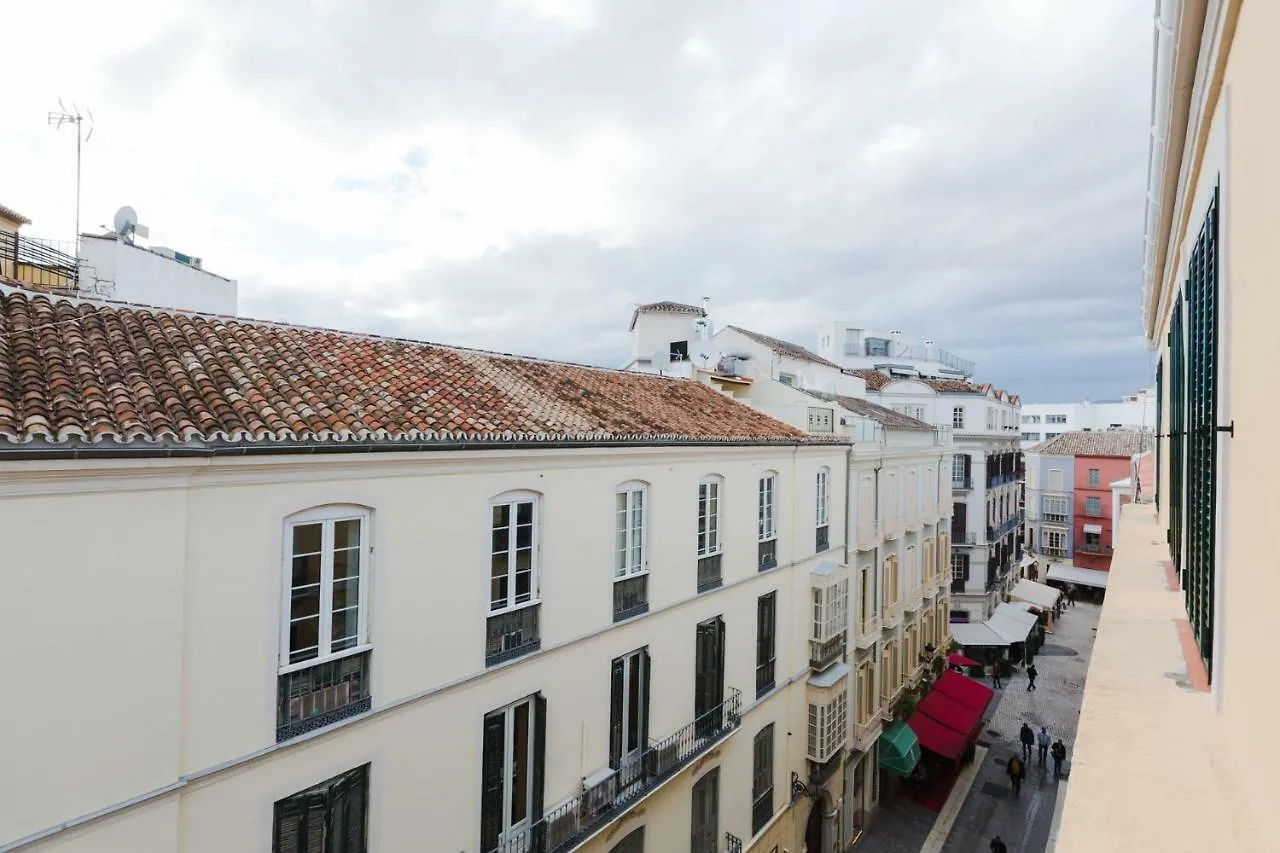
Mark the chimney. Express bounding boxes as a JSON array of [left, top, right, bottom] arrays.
[[702, 296, 711, 315]]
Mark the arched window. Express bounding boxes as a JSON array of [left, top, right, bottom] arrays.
[[489, 490, 542, 612], [280, 504, 373, 669]]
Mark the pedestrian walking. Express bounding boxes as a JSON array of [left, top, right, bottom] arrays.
[[1026, 663, 1038, 691], [1052, 739, 1068, 779], [1019, 722, 1034, 762], [1007, 755, 1026, 797], [992, 661, 1004, 690], [1037, 726, 1051, 766], [990, 836, 1009, 853]]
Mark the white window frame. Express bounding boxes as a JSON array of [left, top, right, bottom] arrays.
[[816, 468, 830, 528], [951, 455, 965, 482], [492, 695, 538, 843], [490, 490, 541, 615], [697, 476, 723, 557], [1046, 529, 1067, 551], [758, 473, 777, 542], [950, 553, 966, 581], [279, 505, 373, 672], [615, 481, 648, 580], [952, 406, 964, 429], [1085, 495, 1103, 516], [1048, 469, 1064, 492]]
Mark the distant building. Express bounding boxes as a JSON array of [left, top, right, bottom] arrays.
[[815, 322, 975, 380], [78, 231, 238, 315], [1018, 389, 1155, 446]]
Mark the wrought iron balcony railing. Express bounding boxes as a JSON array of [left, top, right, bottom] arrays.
[[758, 538, 778, 571], [756, 658, 776, 698], [612, 575, 648, 623], [951, 476, 973, 491], [1039, 546, 1069, 558], [696, 554, 723, 593], [488, 689, 742, 853], [1076, 542, 1114, 555], [486, 604, 541, 667], [815, 524, 830, 553], [276, 651, 372, 742]]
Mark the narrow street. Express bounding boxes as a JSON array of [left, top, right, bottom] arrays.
[[861, 601, 1101, 853]]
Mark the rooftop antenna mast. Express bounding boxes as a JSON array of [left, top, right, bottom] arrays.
[[48, 99, 94, 249]]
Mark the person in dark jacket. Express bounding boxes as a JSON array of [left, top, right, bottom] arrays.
[[1019, 722, 1034, 762], [1026, 663, 1039, 691], [990, 836, 1009, 853], [1052, 739, 1068, 779], [1007, 755, 1026, 796], [992, 660, 1004, 689]]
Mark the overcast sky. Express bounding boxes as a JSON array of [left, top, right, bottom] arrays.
[[4, 0, 1153, 402]]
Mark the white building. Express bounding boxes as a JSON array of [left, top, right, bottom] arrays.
[[815, 322, 976, 380], [1, 288, 880, 853], [78, 231, 238, 315], [1018, 389, 1155, 446]]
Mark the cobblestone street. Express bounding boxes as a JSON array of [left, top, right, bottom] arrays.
[[860, 601, 1102, 853]]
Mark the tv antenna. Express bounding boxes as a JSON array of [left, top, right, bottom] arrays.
[[48, 99, 94, 248]]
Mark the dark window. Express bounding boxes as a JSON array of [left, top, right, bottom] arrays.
[[694, 617, 726, 738], [690, 768, 720, 853], [757, 537, 778, 571], [751, 725, 775, 835], [273, 764, 368, 853], [815, 524, 830, 553], [480, 695, 546, 852], [755, 593, 777, 698], [613, 575, 649, 622], [611, 827, 645, 853], [670, 340, 689, 361], [610, 648, 651, 773], [865, 337, 890, 356]]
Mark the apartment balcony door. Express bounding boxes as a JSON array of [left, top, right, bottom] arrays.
[[695, 616, 726, 738], [611, 647, 651, 790]]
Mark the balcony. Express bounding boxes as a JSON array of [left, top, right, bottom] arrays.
[[756, 659, 776, 699], [276, 651, 372, 743], [1076, 542, 1114, 556], [950, 576, 967, 594], [987, 511, 1025, 542], [856, 521, 879, 551], [952, 529, 980, 545], [856, 613, 881, 649], [1081, 506, 1107, 519], [815, 524, 830, 553], [853, 715, 883, 752], [696, 553, 722, 593], [1, 232, 79, 291], [612, 575, 648, 623], [486, 605, 541, 667], [882, 598, 904, 628], [809, 631, 847, 671], [757, 538, 778, 571], [1043, 512, 1069, 524], [951, 476, 973, 491], [491, 689, 743, 853], [1040, 546, 1069, 558]]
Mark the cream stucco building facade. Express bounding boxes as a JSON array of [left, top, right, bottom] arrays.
[[1054, 1, 1277, 850]]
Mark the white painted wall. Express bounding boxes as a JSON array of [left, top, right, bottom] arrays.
[[78, 235, 238, 315], [0, 444, 846, 852], [1019, 392, 1155, 446]]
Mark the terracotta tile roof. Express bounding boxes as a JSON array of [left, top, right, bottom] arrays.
[[0, 203, 31, 226], [844, 368, 890, 390], [1030, 430, 1151, 457], [0, 290, 846, 450], [844, 368, 982, 395], [629, 300, 705, 330], [724, 326, 842, 369], [805, 391, 933, 430]]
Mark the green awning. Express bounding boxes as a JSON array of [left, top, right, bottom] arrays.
[[877, 720, 922, 777]]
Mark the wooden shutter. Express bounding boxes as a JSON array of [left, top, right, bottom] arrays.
[[639, 648, 651, 750], [327, 765, 368, 853], [609, 657, 625, 769], [273, 792, 326, 853], [479, 712, 506, 852], [531, 694, 547, 848], [1169, 296, 1185, 576]]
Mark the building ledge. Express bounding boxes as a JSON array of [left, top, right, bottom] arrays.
[[1053, 503, 1261, 853]]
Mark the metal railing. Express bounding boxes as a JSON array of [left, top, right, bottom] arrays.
[[809, 631, 846, 671], [1076, 542, 1113, 555], [726, 833, 744, 853], [1039, 546, 1069, 558], [758, 538, 777, 571], [613, 576, 648, 623], [276, 651, 372, 742], [950, 577, 967, 594], [696, 554, 723, 593], [489, 689, 742, 853], [486, 604, 541, 666], [988, 512, 1025, 542], [953, 530, 981, 545], [951, 476, 973, 491], [756, 659, 776, 698], [1, 233, 79, 290], [815, 525, 830, 553], [1042, 512, 1068, 524]]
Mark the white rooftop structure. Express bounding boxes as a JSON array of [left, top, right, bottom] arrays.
[[815, 322, 976, 380]]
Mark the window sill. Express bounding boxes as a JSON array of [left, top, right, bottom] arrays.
[[696, 578, 724, 594], [278, 643, 374, 676], [487, 599, 542, 618]]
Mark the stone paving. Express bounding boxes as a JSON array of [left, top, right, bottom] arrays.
[[857, 602, 1102, 853]]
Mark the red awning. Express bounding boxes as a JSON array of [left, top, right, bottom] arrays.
[[948, 652, 981, 668], [906, 707, 969, 761], [931, 670, 995, 716], [916, 689, 983, 740]]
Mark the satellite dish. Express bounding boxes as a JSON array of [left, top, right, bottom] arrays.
[[113, 206, 143, 243]]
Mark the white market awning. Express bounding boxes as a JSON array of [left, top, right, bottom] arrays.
[[949, 621, 1009, 647], [1011, 578, 1062, 609], [987, 603, 1038, 643], [1083, 523, 1103, 534], [1046, 563, 1111, 589], [1019, 554, 1036, 568]]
